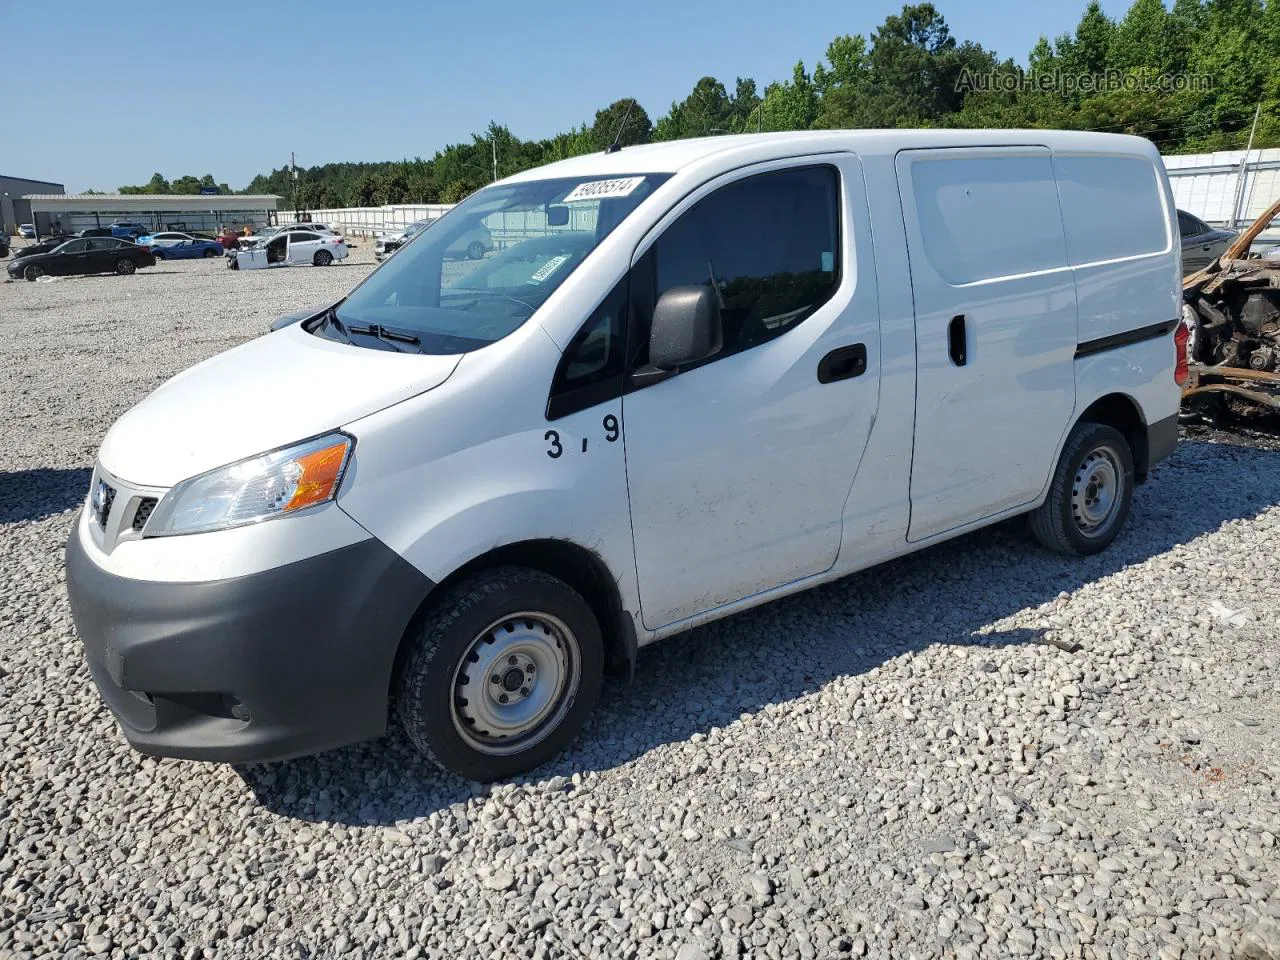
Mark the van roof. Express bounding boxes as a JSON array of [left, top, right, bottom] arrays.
[[503, 129, 1160, 183]]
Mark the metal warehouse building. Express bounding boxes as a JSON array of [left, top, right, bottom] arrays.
[[23, 194, 281, 237], [1, 174, 65, 236]]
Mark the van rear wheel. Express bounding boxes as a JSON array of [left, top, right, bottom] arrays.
[[395, 566, 603, 781], [1029, 421, 1134, 556]]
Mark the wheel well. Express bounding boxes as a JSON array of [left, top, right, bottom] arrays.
[[390, 540, 632, 701], [1079, 393, 1150, 482]]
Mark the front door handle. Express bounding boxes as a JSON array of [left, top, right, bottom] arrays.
[[948, 315, 967, 366], [817, 344, 867, 383]]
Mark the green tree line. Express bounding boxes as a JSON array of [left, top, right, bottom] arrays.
[[111, 173, 233, 195], [242, 0, 1280, 208]]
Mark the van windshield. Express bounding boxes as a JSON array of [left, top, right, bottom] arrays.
[[321, 173, 670, 354]]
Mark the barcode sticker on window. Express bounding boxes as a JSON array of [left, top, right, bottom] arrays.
[[821, 251, 834, 272], [562, 177, 646, 203], [528, 254, 571, 284]]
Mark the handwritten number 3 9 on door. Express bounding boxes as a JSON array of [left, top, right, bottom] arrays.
[[546, 414, 620, 459]]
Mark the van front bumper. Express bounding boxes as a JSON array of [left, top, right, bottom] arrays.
[[65, 517, 432, 764]]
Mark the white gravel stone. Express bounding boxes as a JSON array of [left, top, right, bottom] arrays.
[[0, 245, 1277, 959]]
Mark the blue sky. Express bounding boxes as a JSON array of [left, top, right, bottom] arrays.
[[8, 0, 1133, 192]]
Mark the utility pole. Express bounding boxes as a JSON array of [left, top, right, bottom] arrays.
[[1230, 102, 1261, 229], [492, 137, 498, 183], [290, 151, 299, 216]]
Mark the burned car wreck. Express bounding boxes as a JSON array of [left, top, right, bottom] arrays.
[[1181, 198, 1280, 420]]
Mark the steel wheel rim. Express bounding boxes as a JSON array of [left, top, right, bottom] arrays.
[[450, 611, 579, 756], [26, 265, 42, 280], [1071, 446, 1122, 536], [118, 259, 134, 274]]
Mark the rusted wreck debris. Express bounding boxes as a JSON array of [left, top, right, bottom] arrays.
[[1181, 198, 1280, 420]]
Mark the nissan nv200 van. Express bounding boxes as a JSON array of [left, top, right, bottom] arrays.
[[66, 130, 1186, 781]]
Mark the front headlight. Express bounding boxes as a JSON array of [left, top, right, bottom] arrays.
[[145, 433, 353, 536]]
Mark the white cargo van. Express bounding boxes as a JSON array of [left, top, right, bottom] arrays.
[[66, 130, 1186, 781]]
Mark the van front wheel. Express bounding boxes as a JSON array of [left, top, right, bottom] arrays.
[[395, 566, 603, 781], [1030, 421, 1134, 556]]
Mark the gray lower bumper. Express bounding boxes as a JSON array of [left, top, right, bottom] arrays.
[[1147, 412, 1179, 472], [66, 522, 433, 763]]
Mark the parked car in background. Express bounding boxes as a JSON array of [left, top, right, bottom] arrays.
[[7, 236, 155, 281], [1178, 210, 1236, 274], [140, 232, 224, 259], [447, 223, 494, 260], [375, 219, 435, 261], [11, 237, 73, 259], [18, 224, 36, 239], [214, 228, 247, 251], [283, 221, 337, 235], [230, 226, 345, 257], [109, 221, 151, 240], [240, 223, 339, 248], [228, 230, 348, 269]]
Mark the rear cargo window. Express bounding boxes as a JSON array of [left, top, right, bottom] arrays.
[[1052, 155, 1168, 265], [910, 154, 1067, 285]]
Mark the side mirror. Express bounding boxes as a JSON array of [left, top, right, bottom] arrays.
[[546, 204, 570, 227], [649, 285, 723, 370]]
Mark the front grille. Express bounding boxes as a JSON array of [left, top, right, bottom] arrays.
[[98, 485, 116, 530], [131, 498, 157, 532]]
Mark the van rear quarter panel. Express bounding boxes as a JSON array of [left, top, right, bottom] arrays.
[[1073, 336, 1182, 438]]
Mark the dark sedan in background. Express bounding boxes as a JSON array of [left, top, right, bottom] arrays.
[[10, 236, 76, 260], [7, 237, 155, 281], [1179, 209, 1237, 274]]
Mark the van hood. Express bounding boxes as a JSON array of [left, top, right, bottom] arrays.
[[99, 322, 461, 487]]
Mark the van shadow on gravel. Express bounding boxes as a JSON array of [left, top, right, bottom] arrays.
[[0, 467, 90, 524], [237, 436, 1280, 823]]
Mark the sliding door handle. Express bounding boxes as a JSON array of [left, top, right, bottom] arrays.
[[948, 315, 967, 366]]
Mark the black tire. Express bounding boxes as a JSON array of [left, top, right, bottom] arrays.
[[395, 566, 603, 781], [24, 263, 43, 282], [203, 247, 218, 258], [466, 240, 485, 260], [115, 258, 136, 275], [152, 249, 165, 260], [1029, 421, 1134, 556], [313, 249, 333, 267]]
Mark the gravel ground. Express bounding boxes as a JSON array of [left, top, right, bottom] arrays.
[[1, 245, 1278, 960]]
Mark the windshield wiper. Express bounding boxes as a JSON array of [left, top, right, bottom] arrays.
[[317, 309, 422, 352], [346, 322, 423, 353]]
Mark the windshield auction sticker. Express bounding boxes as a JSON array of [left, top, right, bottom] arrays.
[[528, 254, 572, 284], [562, 177, 645, 203]]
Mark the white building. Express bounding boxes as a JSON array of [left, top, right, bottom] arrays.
[[24, 193, 281, 237]]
